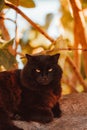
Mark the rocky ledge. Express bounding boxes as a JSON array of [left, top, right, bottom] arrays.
[[14, 93, 87, 130]]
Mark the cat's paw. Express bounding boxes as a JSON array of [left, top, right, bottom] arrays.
[[40, 109, 54, 123], [19, 108, 54, 123], [52, 103, 62, 118], [54, 109, 62, 118]]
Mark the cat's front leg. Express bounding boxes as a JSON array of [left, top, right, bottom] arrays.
[[19, 107, 54, 123], [52, 102, 62, 118], [0, 108, 23, 130]]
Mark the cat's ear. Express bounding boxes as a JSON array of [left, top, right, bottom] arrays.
[[53, 53, 60, 63], [26, 54, 32, 60]]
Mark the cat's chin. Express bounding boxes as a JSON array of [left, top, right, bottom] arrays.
[[37, 81, 51, 86]]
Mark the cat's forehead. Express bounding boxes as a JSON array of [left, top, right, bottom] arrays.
[[35, 55, 51, 61], [31, 55, 52, 65], [26, 54, 60, 64]]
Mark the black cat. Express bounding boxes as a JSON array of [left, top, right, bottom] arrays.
[[0, 54, 62, 130]]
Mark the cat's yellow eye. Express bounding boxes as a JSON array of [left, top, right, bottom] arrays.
[[48, 68, 53, 72], [36, 69, 41, 73]]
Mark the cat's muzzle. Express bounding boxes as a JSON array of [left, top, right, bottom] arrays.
[[37, 76, 51, 85]]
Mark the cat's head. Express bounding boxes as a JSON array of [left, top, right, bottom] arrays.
[[21, 54, 62, 88]]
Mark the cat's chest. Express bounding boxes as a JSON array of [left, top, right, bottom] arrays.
[[21, 89, 58, 108]]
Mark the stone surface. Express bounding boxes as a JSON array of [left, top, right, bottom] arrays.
[[14, 93, 87, 130]]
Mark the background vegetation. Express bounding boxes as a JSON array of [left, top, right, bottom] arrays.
[[0, 0, 87, 95]]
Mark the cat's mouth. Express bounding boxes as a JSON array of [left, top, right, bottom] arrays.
[[36, 76, 51, 85]]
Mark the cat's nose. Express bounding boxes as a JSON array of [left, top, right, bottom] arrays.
[[42, 76, 48, 81]]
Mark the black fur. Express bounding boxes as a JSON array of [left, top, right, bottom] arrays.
[[0, 54, 62, 130]]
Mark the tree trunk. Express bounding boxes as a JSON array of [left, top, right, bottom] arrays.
[[70, 0, 87, 77]]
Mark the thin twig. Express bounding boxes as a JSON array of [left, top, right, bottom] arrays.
[[42, 48, 87, 52], [14, 10, 19, 56], [0, 16, 16, 23]]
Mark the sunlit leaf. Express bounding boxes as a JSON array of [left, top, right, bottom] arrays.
[[0, 49, 17, 70], [8, 0, 35, 8], [0, 65, 6, 71], [0, 39, 14, 49], [0, 0, 4, 12], [0, 39, 6, 48], [62, 83, 71, 95], [81, 0, 87, 8], [29, 33, 51, 49], [76, 84, 84, 92], [32, 47, 44, 54], [20, 40, 32, 54]]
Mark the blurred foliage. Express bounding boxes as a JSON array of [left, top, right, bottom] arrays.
[[0, 0, 4, 12], [60, 0, 74, 31], [0, 0, 36, 70], [0, 12, 54, 70], [0, 38, 13, 49], [60, 0, 87, 30], [0, 49, 17, 70], [81, 0, 87, 8], [0, 0, 35, 12], [59, 0, 87, 42], [7, 0, 35, 8], [20, 13, 54, 55], [0, 0, 87, 94], [44, 36, 68, 69], [59, 0, 74, 43], [0, 38, 17, 70]]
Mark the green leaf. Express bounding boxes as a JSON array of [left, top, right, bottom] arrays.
[[0, 49, 17, 70], [8, 0, 35, 8], [0, 0, 4, 12], [0, 39, 16, 69], [0, 39, 14, 49]]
